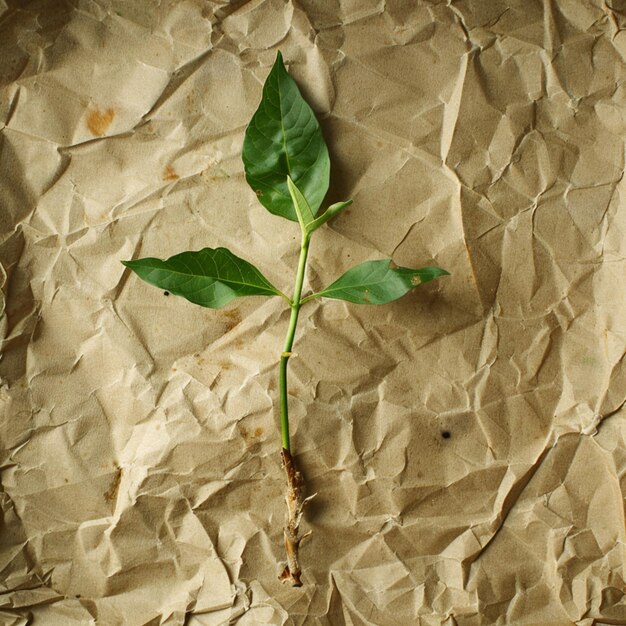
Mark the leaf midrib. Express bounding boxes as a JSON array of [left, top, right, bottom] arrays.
[[320, 273, 409, 296], [132, 261, 276, 293], [276, 72, 293, 179]]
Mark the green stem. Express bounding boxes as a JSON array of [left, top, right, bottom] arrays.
[[280, 232, 310, 452]]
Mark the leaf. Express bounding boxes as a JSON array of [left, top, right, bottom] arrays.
[[307, 199, 352, 232], [122, 248, 286, 309], [287, 175, 352, 236], [287, 175, 314, 232], [307, 260, 449, 305], [243, 51, 330, 222]]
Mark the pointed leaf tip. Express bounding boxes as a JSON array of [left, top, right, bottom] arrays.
[[307, 199, 352, 232]]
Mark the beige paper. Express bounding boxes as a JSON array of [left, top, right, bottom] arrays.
[[1, 0, 625, 623]]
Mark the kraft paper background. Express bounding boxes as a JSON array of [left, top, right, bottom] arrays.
[[1, 0, 626, 624]]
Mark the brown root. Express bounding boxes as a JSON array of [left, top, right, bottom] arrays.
[[279, 448, 313, 587]]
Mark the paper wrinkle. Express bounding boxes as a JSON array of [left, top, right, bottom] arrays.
[[1, 0, 626, 624]]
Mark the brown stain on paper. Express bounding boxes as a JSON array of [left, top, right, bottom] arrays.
[[87, 107, 115, 136], [240, 426, 264, 444], [163, 165, 179, 181], [223, 308, 242, 332]]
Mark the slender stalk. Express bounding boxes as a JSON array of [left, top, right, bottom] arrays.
[[278, 230, 311, 586], [279, 232, 310, 451]]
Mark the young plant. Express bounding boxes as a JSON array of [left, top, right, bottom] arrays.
[[122, 52, 449, 587]]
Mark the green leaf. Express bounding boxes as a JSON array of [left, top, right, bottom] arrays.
[[122, 248, 287, 309], [287, 175, 314, 232], [243, 51, 330, 222], [306, 260, 449, 305], [287, 175, 352, 236], [308, 199, 352, 232]]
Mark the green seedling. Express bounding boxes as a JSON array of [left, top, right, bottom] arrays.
[[122, 52, 449, 586]]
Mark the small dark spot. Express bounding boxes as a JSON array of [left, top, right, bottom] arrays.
[[441, 430, 451, 439], [164, 291, 170, 296], [255, 189, 263, 197]]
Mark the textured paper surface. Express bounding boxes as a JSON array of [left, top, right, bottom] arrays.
[[1, 1, 626, 624]]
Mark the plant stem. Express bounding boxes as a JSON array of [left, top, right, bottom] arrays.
[[279, 232, 310, 452], [278, 231, 311, 587]]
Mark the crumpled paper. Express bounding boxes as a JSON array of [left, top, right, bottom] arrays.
[[1, 0, 625, 624]]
